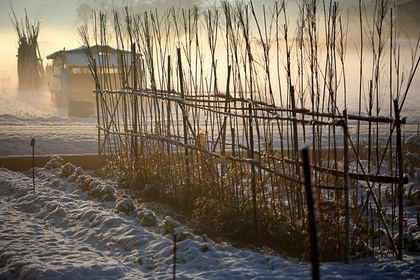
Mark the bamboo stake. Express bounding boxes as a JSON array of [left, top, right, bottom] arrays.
[[343, 109, 350, 263], [177, 47, 191, 203], [302, 146, 320, 280], [393, 98, 404, 261], [290, 85, 302, 219], [132, 43, 139, 166], [167, 55, 172, 154]]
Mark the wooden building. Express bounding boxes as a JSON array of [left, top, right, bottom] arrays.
[[47, 45, 142, 117]]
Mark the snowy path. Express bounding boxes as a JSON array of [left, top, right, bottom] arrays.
[[0, 169, 134, 279], [1, 165, 420, 279], [0, 167, 307, 279]]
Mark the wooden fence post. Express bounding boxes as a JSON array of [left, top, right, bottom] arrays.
[[343, 109, 350, 263], [167, 55, 172, 154], [173, 234, 177, 280], [132, 43, 139, 167], [31, 137, 35, 191], [393, 98, 404, 261], [290, 85, 302, 219], [221, 65, 231, 156], [177, 48, 190, 200], [302, 146, 320, 280], [249, 101, 258, 237], [93, 58, 102, 159]]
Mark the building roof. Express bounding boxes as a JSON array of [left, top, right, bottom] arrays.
[[47, 45, 140, 68]]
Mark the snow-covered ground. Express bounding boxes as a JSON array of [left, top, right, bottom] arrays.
[[1, 159, 419, 279], [0, 89, 97, 156], [1, 88, 420, 279], [0, 88, 419, 157]]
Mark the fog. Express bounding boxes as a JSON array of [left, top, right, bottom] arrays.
[[0, 0, 360, 81], [0, 0, 419, 121]]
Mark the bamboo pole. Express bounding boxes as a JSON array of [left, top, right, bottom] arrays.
[[290, 85, 302, 219], [393, 98, 404, 261], [343, 109, 350, 263], [177, 47, 191, 202], [93, 58, 102, 159], [302, 146, 320, 280], [132, 43, 139, 166], [167, 55, 172, 154], [31, 137, 35, 191]]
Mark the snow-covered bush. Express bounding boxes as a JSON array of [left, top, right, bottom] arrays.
[[405, 223, 420, 253], [202, 234, 210, 243], [90, 183, 117, 202], [405, 152, 420, 177], [75, 172, 117, 201], [137, 209, 158, 226], [68, 167, 84, 182], [44, 155, 65, 170], [142, 182, 161, 200], [77, 174, 94, 191], [161, 216, 207, 242], [61, 162, 77, 178], [404, 136, 420, 153], [115, 199, 136, 215], [162, 216, 181, 236], [174, 227, 195, 242], [403, 136, 420, 177]]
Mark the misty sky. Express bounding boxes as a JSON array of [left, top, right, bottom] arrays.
[[0, 0, 364, 30], [0, 0, 412, 82]]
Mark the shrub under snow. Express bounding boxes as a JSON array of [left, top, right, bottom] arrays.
[[77, 174, 94, 191], [61, 162, 77, 177], [137, 209, 158, 227], [68, 167, 84, 182], [115, 199, 136, 215], [90, 183, 117, 202], [162, 216, 182, 236], [44, 155, 65, 170]]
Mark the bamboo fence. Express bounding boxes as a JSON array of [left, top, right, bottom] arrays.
[[81, 1, 418, 262]]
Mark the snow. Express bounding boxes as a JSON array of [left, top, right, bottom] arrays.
[[0, 89, 97, 156], [1, 165, 420, 279], [1, 89, 420, 279]]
